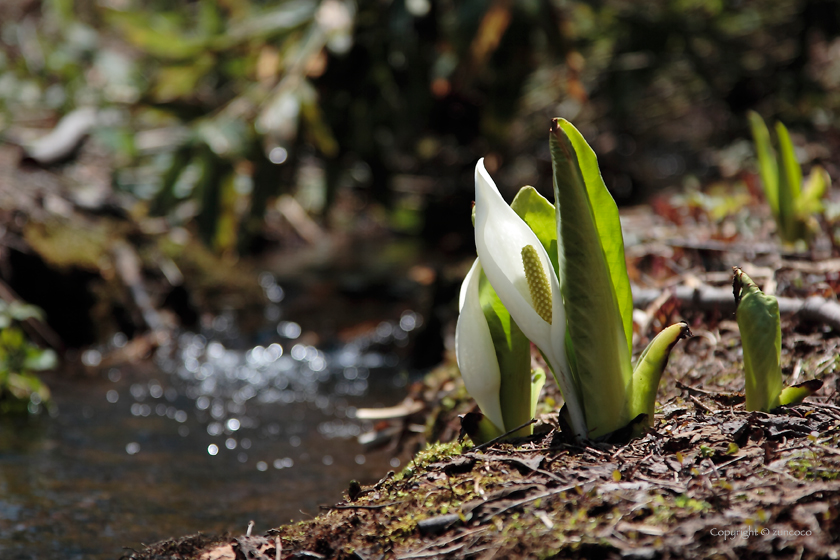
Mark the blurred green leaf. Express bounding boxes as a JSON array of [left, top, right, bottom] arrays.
[[0, 299, 54, 415], [799, 166, 829, 216], [8, 302, 44, 322], [105, 10, 211, 60], [749, 113, 828, 245], [152, 54, 215, 102], [748, 111, 778, 216], [226, 1, 316, 42], [24, 348, 58, 371]]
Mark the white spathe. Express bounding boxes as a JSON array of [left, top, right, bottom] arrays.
[[455, 258, 504, 432], [473, 159, 588, 440]]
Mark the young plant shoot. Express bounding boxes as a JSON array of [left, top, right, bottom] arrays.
[[747, 112, 830, 245], [457, 119, 690, 442], [733, 267, 822, 412]]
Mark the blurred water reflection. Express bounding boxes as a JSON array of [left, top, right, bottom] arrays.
[[0, 272, 423, 560]]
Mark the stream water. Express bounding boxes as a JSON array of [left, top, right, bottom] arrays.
[[0, 244, 431, 559]]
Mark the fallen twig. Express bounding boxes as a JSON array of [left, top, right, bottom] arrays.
[[633, 284, 840, 332], [320, 501, 401, 510], [113, 241, 166, 334], [664, 238, 802, 256], [21, 107, 99, 165], [689, 395, 718, 413], [470, 418, 538, 452]]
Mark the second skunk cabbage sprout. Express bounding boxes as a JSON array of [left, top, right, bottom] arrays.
[[747, 112, 830, 245], [457, 120, 690, 442], [733, 268, 823, 412]]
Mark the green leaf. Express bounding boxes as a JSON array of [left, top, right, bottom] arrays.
[[6, 372, 50, 403], [530, 368, 546, 419], [630, 322, 692, 429], [478, 270, 534, 437], [734, 268, 783, 412], [152, 54, 215, 103], [105, 10, 211, 60], [550, 118, 633, 438], [799, 166, 829, 216], [775, 121, 803, 243], [748, 111, 779, 217], [776, 121, 803, 202], [226, 1, 316, 42], [1, 327, 24, 349], [24, 348, 58, 372], [558, 121, 634, 355], [511, 187, 559, 276], [778, 379, 823, 407]]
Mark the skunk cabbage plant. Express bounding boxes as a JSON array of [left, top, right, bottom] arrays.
[[748, 112, 830, 245], [457, 118, 690, 442], [733, 268, 822, 411]]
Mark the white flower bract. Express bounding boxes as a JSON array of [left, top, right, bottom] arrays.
[[455, 258, 505, 432], [472, 159, 587, 440]]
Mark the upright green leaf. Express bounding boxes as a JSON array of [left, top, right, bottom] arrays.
[[775, 122, 803, 242], [550, 118, 632, 438], [530, 368, 546, 418], [775, 122, 803, 202], [747, 111, 779, 216], [734, 269, 783, 412], [799, 166, 829, 216], [559, 121, 634, 355]]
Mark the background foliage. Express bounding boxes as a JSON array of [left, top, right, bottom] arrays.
[[1, 0, 839, 255], [0, 301, 55, 415]]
